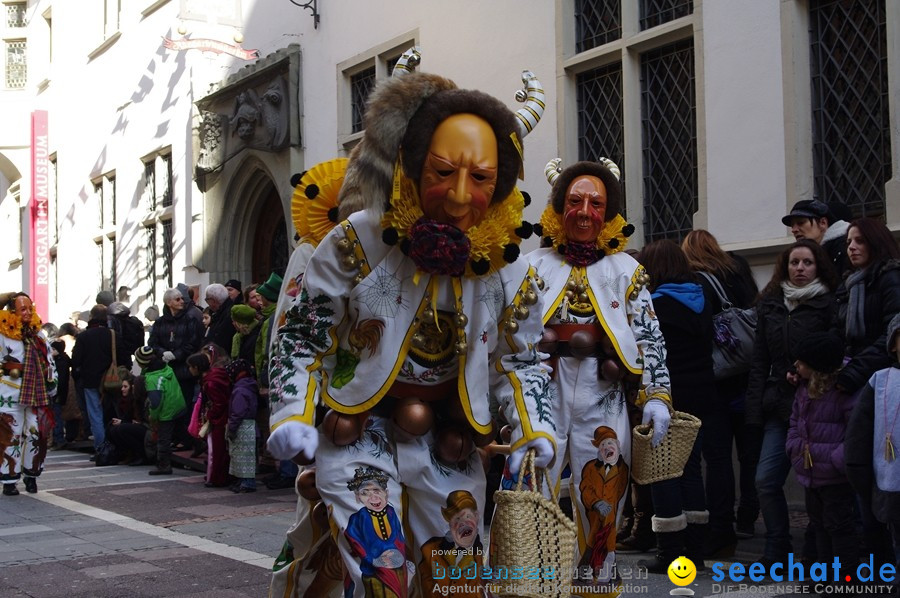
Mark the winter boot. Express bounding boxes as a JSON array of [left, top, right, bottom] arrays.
[[637, 513, 687, 574], [23, 477, 37, 494], [684, 510, 709, 570], [149, 458, 172, 475], [617, 483, 655, 552], [2, 483, 18, 496]]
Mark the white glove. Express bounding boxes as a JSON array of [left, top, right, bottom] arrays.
[[641, 398, 671, 448], [267, 420, 318, 462], [162, 351, 175, 363], [508, 437, 554, 472], [593, 500, 612, 517]]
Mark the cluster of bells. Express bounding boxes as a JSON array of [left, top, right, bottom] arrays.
[[1, 361, 22, 379], [502, 275, 543, 335], [629, 268, 651, 301], [336, 233, 367, 286], [563, 277, 591, 305]]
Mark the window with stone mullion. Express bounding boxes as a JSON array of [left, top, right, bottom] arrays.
[[640, 38, 697, 243], [810, 0, 889, 218]]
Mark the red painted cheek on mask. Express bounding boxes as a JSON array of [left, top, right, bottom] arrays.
[[563, 208, 604, 235]]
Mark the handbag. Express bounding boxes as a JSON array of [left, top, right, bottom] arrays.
[[698, 272, 757, 380], [490, 449, 577, 598], [187, 397, 203, 438], [102, 329, 123, 391], [94, 439, 118, 467]]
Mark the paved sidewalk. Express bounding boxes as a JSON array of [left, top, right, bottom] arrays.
[[0, 449, 296, 597]]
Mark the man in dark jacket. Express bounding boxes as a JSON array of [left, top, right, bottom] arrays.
[[71, 304, 130, 455], [204, 283, 236, 352], [782, 199, 851, 279], [107, 302, 143, 363]]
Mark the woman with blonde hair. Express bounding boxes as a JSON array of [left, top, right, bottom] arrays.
[[681, 229, 759, 557]]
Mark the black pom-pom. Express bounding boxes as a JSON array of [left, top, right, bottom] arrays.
[[290, 172, 305, 187], [382, 228, 399, 246], [557, 244, 567, 255], [400, 238, 411, 255], [622, 224, 635, 237], [294, 232, 301, 241], [305, 184, 320, 199], [608, 238, 619, 249], [533, 223, 543, 237], [503, 244, 520, 263], [471, 259, 490, 275], [515, 222, 533, 239], [327, 207, 339, 223], [521, 191, 531, 207]]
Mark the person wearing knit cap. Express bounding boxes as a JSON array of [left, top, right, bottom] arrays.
[[256, 273, 282, 304], [231, 304, 261, 364], [786, 331, 859, 578], [134, 345, 186, 475], [224, 280, 244, 304], [846, 313, 900, 573], [265, 64, 556, 598]]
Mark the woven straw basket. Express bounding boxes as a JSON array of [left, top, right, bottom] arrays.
[[631, 411, 702, 485], [490, 449, 577, 598]]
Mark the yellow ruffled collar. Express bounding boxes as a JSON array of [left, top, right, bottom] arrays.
[[0, 310, 42, 341], [381, 165, 527, 277], [538, 203, 632, 258]]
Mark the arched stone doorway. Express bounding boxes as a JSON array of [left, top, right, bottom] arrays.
[[252, 183, 289, 283]]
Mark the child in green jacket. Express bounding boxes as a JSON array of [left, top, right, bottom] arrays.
[[134, 346, 186, 475]]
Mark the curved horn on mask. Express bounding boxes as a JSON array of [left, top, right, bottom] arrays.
[[598, 157, 621, 181], [391, 46, 422, 77], [545, 158, 562, 186], [513, 70, 545, 138]]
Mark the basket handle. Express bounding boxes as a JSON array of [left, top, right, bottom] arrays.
[[513, 448, 560, 503]]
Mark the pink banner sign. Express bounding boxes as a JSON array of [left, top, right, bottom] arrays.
[[162, 37, 259, 60], [30, 110, 49, 320]]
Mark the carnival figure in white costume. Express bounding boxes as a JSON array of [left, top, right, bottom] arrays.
[[0, 292, 58, 496], [266, 66, 554, 598], [524, 159, 672, 598]]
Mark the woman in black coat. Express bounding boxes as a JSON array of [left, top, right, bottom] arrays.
[[836, 217, 900, 393], [635, 240, 715, 572], [746, 239, 839, 566], [682, 229, 759, 555]]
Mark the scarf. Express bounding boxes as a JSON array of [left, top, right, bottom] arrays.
[[781, 278, 828, 312], [19, 325, 51, 408], [844, 267, 869, 340]]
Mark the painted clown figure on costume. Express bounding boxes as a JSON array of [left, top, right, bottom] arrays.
[[266, 67, 555, 598], [525, 159, 672, 596], [0, 293, 57, 496]]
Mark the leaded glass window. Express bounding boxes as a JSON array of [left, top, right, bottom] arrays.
[[576, 0, 621, 53], [640, 0, 692, 31], [146, 224, 156, 299], [810, 0, 889, 218], [577, 62, 626, 215], [6, 40, 26, 89], [161, 154, 173, 208], [162, 219, 173, 288], [7, 3, 25, 28], [350, 66, 376, 134], [641, 39, 697, 243]]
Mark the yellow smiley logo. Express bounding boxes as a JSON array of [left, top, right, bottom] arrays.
[[667, 556, 696, 586]]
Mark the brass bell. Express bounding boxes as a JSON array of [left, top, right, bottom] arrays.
[[505, 319, 519, 333], [523, 289, 538, 306], [454, 312, 468, 327], [422, 307, 435, 321], [340, 255, 359, 270], [514, 304, 530, 320], [455, 340, 468, 355], [534, 276, 545, 291], [575, 284, 586, 295], [566, 280, 577, 291], [565, 290, 575, 301], [578, 293, 589, 304], [336, 238, 353, 254], [354, 273, 365, 285], [411, 331, 426, 349]]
